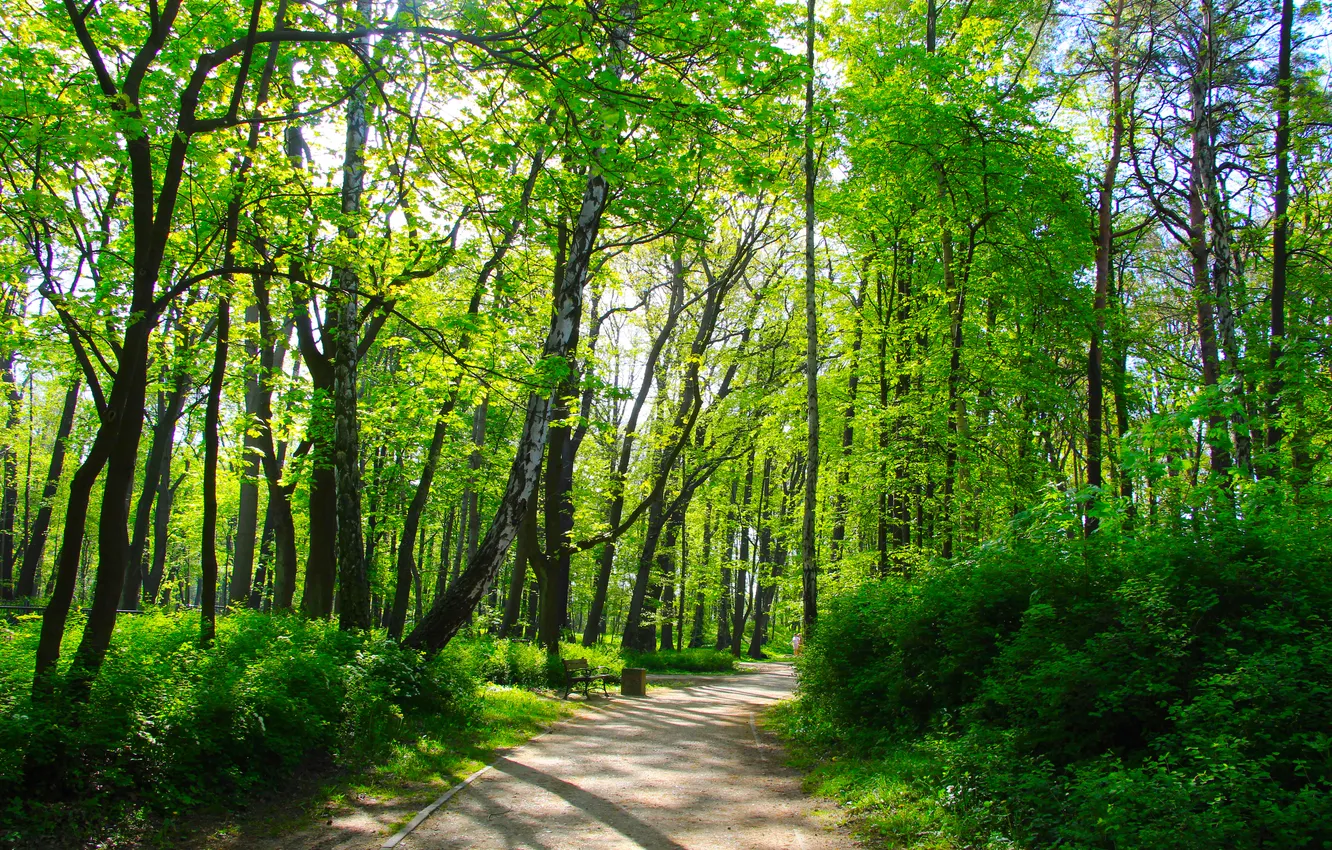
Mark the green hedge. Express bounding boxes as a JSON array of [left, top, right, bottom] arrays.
[[793, 515, 1332, 849]]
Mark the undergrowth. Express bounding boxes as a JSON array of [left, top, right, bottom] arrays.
[[622, 647, 737, 673], [780, 498, 1332, 850], [0, 613, 581, 848]]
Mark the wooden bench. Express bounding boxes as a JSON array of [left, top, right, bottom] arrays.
[[562, 657, 615, 699]]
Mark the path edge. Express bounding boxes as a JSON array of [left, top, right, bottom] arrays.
[[379, 700, 603, 848], [380, 762, 495, 849]]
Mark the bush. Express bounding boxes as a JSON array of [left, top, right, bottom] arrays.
[[440, 637, 549, 689], [792, 513, 1332, 849], [623, 648, 736, 673], [440, 638, 625, 690], [0, 610, 478, 844]]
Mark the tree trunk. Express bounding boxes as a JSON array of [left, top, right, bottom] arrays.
[[801, 0, 820, 633], [231, 303, 264, 606], [467, 400, 489, 562], [499, 489, 538, 637], [877, 267, 892, 571], [829, 287, 861, 560], [32, 431, 112, 693], [17, 379, 79, 599], [1086, 3, 1124, 534], [0, 350, 21, 599], [145, 472, 182, 607], [657, 507, 681, 652], [252, 306, 297, 611], [122, 361, 188, 609], [389, 411, 449, 639], [1180, 37, 1232, 482], [402, 38, 624, 650], [200, 299, 230, 645], [435, 507, 455, 598], [251, 503, 275, 609], [332, 281, 370, 630], [68, 313, 156, 695], [748, 454, 774, 658], [1207, 139, 1252, 477], [330, 0, 373, 631], [689, 500, 711, 648], [940, 233, 964, 559], [715, 477, 736, 650], [623, 495, 667, 652], [451, 492, 468, 584], [731, 456, 754, 655], [676, 501, 688, 651], [582, 269, 684, 646], [1265, 0, 1293, 466]]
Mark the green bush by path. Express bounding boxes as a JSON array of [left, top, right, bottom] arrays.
[[623, 647, 736, 673], [441, 637, 624, 690], [0, 612, 577, 847], [785, 511, 1332, 850]]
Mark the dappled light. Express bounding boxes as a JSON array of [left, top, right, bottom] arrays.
[[0, 0, 1328, 845]]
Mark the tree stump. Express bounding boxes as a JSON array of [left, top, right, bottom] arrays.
[[621, 667, 647, 696]]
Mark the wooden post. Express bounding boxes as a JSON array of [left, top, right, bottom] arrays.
[[621, 667, 647, 697]]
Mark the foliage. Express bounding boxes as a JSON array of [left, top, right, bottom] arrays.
[[787, 503, 1332, 849], [767, 701, 993, 850], [622, 648, 737, 673], [0, 0, 1328, 842], [440, 637, 625, 690], [0, 611, 477, 844]]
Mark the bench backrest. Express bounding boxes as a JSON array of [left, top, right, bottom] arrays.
[[564, 658, 589, 672]]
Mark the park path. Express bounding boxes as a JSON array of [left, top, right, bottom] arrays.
[[395, 663, 853, 850]]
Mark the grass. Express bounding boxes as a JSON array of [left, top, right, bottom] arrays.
[[176, 685, 578, 848], [364, 684, 577, 792], [763, 701, 1022, 850]]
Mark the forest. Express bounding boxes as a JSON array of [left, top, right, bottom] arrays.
[[0, 0, 1329, 845]]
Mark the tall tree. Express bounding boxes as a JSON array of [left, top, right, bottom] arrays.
[[801, 0, 820, 633]]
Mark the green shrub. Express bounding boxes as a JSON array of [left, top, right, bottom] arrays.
[[623, 648, 736, 673], [791, 513, 1332, 849], [0, 610, 479, 843], [440, 636, 550, 689], [439, 638, 625, 690]]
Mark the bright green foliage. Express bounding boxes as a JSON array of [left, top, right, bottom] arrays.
[[1, 612, 479, 842], [622, 648, 737, 673], [441, 638, 624, 690], [764, 707, 979, 850], [0, 0, 1328, 841], [787, 500, 1332, 848]]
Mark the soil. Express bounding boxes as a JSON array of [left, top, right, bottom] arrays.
[[211, 663, 854, 850], [397, 662, 853, 850]]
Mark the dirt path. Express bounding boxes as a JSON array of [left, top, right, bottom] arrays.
[[394, 663, 852, 850]]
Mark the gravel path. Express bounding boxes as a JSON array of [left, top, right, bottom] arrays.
[[397, 663, 852, 850]]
